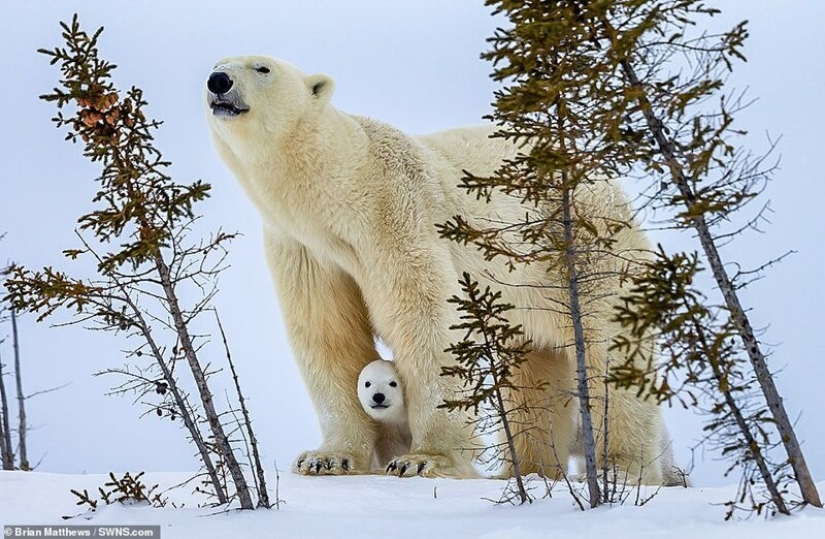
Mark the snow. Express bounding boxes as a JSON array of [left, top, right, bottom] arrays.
[[1, 471, 823, 539]]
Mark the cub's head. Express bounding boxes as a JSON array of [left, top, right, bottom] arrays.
[[357, 360, 407, 426], [204, 56, 334, 143]]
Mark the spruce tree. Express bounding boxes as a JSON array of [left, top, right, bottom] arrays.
[[439, 272, 533, 504], [4, 16, 270, 509], [450, 0, 820, 516]]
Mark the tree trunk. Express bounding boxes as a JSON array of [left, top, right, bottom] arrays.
[[0, 349, 15, 470], [154, 254, 253, 509], [215, 311, 270, 508], [562, 182, 602, 508], [601, 360, 610, 503], [142, 338, 228, 504], [620, 58, 822, 509], [118, 291, 228, 505], [489, 355, 529, 504], [688, 313, 789, 515], [11, 309, 28, 470]]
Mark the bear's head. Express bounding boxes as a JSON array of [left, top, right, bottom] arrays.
[[357, 360, 407, 426], [204, 56, 334, 147]]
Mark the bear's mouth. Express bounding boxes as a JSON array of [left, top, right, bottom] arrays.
[[370, 404, 390, 410], [209, 97, 249, 118]]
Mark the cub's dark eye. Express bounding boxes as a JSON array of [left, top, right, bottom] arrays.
[[256, 66, 270, 74], [389, 381, 398, 388], [365, 381, 371, 388]]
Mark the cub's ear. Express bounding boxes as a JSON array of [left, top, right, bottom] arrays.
[[305, 74, 335, 103]]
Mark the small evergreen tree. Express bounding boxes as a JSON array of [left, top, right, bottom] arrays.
[[613, 247, 795, 517], [591, 1, 819, 515], [460, 0, 820, 517], [441, 0, 650, 507], [439, 272, 533, 505], [3, 16, 269, 509]]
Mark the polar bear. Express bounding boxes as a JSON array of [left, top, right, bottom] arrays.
[[357, 360, 412, 471], [204, 56, 670, 482]]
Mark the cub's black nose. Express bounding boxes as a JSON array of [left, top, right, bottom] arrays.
[[372, 393, 386, 404], [207, 71, 233, 94]]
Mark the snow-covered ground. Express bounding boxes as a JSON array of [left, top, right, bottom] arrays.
[[1, 471, 823, 539]]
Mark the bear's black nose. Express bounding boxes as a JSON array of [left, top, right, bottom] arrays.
[[372, 393, 385, 404], [207, 71, 233, 95]]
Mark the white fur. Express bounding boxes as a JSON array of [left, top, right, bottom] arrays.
[[205, 56, 674, 482], [572, 414, 691, 487], [357, 360, 412, 470]]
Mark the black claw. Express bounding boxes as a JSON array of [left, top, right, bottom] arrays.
[[400, 463, 409, 476], [296, 458, 305, 470], [313, 461, 322, 473], [417, 462, 427, 475], [386, 462, 397, 473], [325, 459, 333, 470], [342, 459, 350, 471]]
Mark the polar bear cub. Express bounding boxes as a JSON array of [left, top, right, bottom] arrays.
[[357, 360, 412, 471]]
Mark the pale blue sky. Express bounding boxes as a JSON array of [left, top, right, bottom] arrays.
[[0, 1, 822, 486]]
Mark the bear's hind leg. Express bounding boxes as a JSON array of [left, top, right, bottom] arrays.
[[577, 333, 666, 486], [591, 385, 666, 486], [503, 348, 577, 480]]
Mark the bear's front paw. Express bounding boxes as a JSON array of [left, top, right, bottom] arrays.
[[293, 450, 364, 476], [385, 453, 474, 478]]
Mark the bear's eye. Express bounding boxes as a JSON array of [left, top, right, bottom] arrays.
[[255, 66, 270, 74], [389, 381, 398, 388], [364, 381, 371, 388]]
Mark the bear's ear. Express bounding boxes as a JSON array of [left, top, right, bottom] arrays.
[[305, 74, 335, 103]]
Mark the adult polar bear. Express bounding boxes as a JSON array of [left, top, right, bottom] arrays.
[[205, 56, 668, 482]]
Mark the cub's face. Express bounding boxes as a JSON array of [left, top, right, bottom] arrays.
[[203, 55, 334, 145], [357, 360, 407, 426]]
